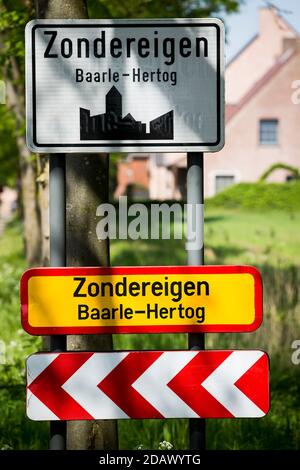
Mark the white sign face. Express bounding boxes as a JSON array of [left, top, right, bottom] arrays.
[[25, 19, 224, 153]]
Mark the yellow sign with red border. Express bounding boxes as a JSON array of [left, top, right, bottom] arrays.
[[20, 266, 262, 334]]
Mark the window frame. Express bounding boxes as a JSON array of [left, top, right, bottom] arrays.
[[259, 118, 279, 146], [214, 174, 236, 194]]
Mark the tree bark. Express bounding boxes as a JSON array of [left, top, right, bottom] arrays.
[[35, 0, 88, 18], [36, 155, 50, 266], [35, 0, 117, 450], [18, 136, 41, 266], [66, 156, 116, 451]]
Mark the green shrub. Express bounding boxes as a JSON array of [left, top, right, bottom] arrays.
[[206, 182, 300, 211]]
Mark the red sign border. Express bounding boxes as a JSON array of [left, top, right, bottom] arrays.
[[20, 265, 262, 335]]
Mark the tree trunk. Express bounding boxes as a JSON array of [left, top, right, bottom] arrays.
[[35, 0, 118, 450], [35, 0, 88, 18], [66, 154, 117, 450], [4, 70, 42, 266], [17, 136, 41, 266], [37, 155, 50, 266]]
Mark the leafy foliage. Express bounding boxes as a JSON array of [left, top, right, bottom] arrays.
[[0, 1, 33, 186], [259, 163, 300, 182], [0, 105, 19, 186], [0, 1, 32, 69], [88, 0, 241, 19]]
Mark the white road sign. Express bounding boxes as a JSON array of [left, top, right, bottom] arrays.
[[25, 19, 224, 153]]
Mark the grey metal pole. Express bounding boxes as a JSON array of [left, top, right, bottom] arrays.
[[49, 154, 66, 450], [187, 152, 205, 450]]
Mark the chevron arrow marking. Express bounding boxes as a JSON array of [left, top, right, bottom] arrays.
[[27, 352, 94, 420], [168, 350, 269, 417], [26, 351, 269, 421], [201, 351, 268, 417], [132, 351, 200, 418], [98, 351, 164, 419]]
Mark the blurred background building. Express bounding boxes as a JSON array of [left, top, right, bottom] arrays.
[[115, 8, 300, 199]]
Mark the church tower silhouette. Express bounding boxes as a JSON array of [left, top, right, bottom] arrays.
[[80, 86, 173, 140], [105, 86, 122, 119]]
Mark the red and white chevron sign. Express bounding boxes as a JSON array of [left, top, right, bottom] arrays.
[[26, 350, 269, 421]]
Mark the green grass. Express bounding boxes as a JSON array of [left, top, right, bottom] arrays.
[[111, 209, 300, 450], [111, 209, 300, 267], [0, 217, 25, 265], [203, 209, 300, 266], [0, 209, 300, 449], [0, 219, 48, 450]]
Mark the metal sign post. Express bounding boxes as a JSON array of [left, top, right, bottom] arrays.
[[49, 154, 66, 450], [187, 152, 205, 450]]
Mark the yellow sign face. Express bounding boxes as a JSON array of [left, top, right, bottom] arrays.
[[20, 266, 262, 334]]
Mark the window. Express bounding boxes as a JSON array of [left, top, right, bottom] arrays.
[[215, 175, 235, 193], [259, 119, 278, 145]]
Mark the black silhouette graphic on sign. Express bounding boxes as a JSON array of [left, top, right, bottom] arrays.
[[80, 86, 174, 140]]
